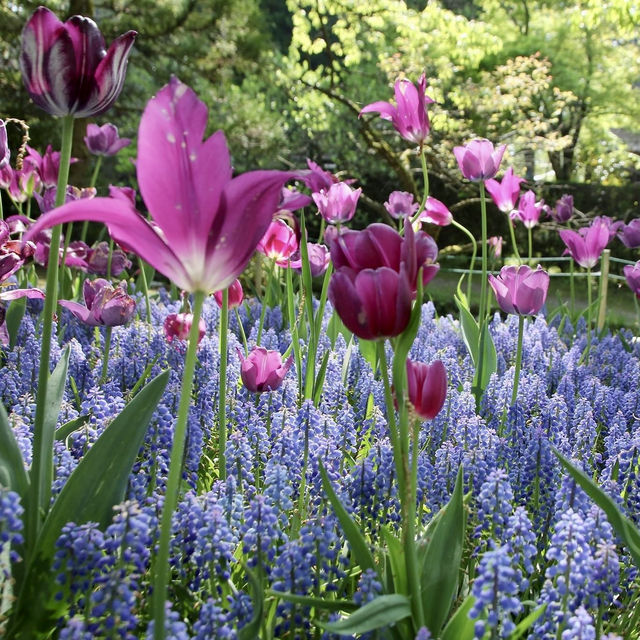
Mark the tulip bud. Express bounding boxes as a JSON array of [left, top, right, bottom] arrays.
[[237, 347, 293, 393], [214, 279, 244, 309], [163, 312, 206, 344], [406, 359, 447, 420]]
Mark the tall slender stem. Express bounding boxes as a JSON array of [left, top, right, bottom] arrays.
[[138, 257, 152, 321], [26, 115, 74, 552], [100, 326, 112, 385], [511, 315, 525, 407], [80, 156, 103, 243], [506, 215, 521, 264], [451, 218, 477, 305], [527, 227, 533, 264], [585, 267, 592, 362], [418, 145, 430, 214], [153, 289, 205, 640], [569, 259, 575, 318], [218, 288, 229, 482], [474, 182, 489, 409]]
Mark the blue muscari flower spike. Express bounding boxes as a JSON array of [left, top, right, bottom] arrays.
[[193, 598, 236, 639], [145, 602, 190, 639], [0, 489, 24, 572], [58, 617, 94, 640], [241, 494, 283, 570], [559, 606, 596, 640], [504, 506, 537, 577], [475, 469, 514, 545]]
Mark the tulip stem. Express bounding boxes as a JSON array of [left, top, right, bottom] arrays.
[[506, 215, 522, 264], [218, 288, 229, 482], [138, 257, 152, 321], [418, 145, 430, 215], [451, 218, 477, 305], [106, 238, 114, 279], [583, 267, 593, 364], [474, 182, 489, 408], [527, 227, 533, 264], [26, 114, 74, 552], [569, 259, 575, 318], [80, 156, 103, 244], [511, 315, 525, 407], [100, 326, 112, 385], [235, 308, 249, 357], [153, 289, 205, 640]]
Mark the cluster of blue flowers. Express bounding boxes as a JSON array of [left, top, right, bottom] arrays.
[[1, 294, 639, 638]]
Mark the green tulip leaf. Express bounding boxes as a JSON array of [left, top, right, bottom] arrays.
[[238, 565, 264, 640], [5, 296, 26, 350], [440, 594, 476, 640], [267, 590, 358, 613], [54, 414, 91, 441], [0, 403, 29, 497], [508, 604, 547, 640]]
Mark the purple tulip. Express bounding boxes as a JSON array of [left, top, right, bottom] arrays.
[[552, 194, 573, 223], [214, 279, 244, 309], [20, 7, 136, 117], [237, 346, 294, 393], [24, 145, 78, 189], [302, 159, 338, 194], [510, 190, 544, 229], [406, 359, 447, 420], [279, 186, 312, 212], [593, 215, 623, 241], [360, 73, 434, 145], [25, 77, 295, 294], [35, 185, 95, 215], [623, 261, 640, 299], [453, 138, 506, 182], [257, 219, 299, 267], [312, 182, 361, 223], [84, 123, 131, 156], [289, 242, 331, 277], [419, 196, 453, 227], [0, 165, 12, 189], [488, 265, 550, 316], [617, 219, 640, 249], [485, 167, 524, 213], [0, 120, 9, 169], [384, 191, 419, 219], [59, 278, 135, 326], [163, 312, 206, 344], [86, 241, 132, 276], [559, 221, 610, 269]]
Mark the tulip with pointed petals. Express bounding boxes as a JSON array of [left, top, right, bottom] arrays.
[[453, 138, 506, 182], [593, 215, 623, 241], [406, 359, 447, 420], [419, 196, 453, 227], [20, 7, 136, 118], [485, 167, 524, 213], [24, 145, 78, 188], [214, 279, 244, 309], [488, 265, 549, 316], [24, 78, 295, 294], [237, 347, 294, 393], [163, 312, 206, 344], [552, 194, 574, 223], [59, 278, 135, 326], [559, 221, 610, 269], [257, 219, 299, 267], [511, 190, 544, 229], [85, 123, 131, 156], [623, 261, 640, 299], [312, 182, 361, 224], [384, 191, 419, 219], [618, 219, 640, 249], [0, 120, 9, 170], [360, 73, 434, 145]]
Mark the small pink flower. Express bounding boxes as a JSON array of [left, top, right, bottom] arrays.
[[312, 182, 361, 223], [289, 243, 331, 277], [419, 196, 453, 226], [485, 167, 524, 213], [384, 191, 419, 219], [488, 236, 503, 259], [510, 190, 544, 229], [237, 346, 293, 393], [213, 279, 244, 309], [488, 265, 549, 316], [559, 221, 610, 269], [257, 219, 299, 267], [163, 312, 206, 344], [406, 359, 447, 420], [453, 138, 506, 182]]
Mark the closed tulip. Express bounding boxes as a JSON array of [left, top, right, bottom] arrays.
[[163, 312, 206, 344], [238, 347, 293, 393], [406, 359, 447, 420], [59, 278, 135, 326], [488, 265, 549, 316], [453, 138, 506, 182]]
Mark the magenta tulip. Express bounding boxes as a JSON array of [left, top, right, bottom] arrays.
[[618, 219, 640, 249], [511, 190, 544, 229], [24, 145, 78, 189], [360, 73, 434, 145], [163, 312, 206, 344], [453, 138, 506, 182], [214, 279, 244, 309], [302, 159, 338, 194], [279, 186, 312, 212], [24, 78, 294, 294], [85, 123, 131, 156], [257, 219, 299, 267], [419, 196, 453, 227], [485, 167, 524, 213], [384, 191, 419, 219], [488, 265, 549, 316], [552, 194, 573, 223], [237, 346, 294, 393], [623, 262, 640, 299], [289, 242, 331, 277], [312, 182, 361, 223], [0, 120, 9, 170], [20, 7, 136, 117], [406, 359, 447, 420], [488, 236, 503, 259], [559, 221, 610, 269], [59, 278, 135, 326], [593, 215, 623, 241]]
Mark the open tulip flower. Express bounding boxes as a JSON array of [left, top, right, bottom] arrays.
[[237, 346, 294, 393], [384, 191, 419, 219], [360, 73, 434, 146], [60, 278, 135, 327], [406, 359, 447, 420], [618, 219, 640, 249], [419, 196, 453, 227], [488, 265, 550, 316], [623, 261, 640, 299], [257, 219, 299, 267], [312, 182, 361, 224], [24, 77, 295, 294], [485, 167, 524, 214], [453, 138, 506, 182], [511, 190, 544, 229], [85, 123, 131, 156], [559, 220, 610, 269], [20, 7, 136, 118]]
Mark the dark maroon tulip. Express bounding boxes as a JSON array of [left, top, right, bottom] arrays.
[[59, 278, 135, 326], [20, 7, 136, 117], [163, 312, 206, 344], [85, 123, 131, 156], [406, 359, 447, 420], [237, 346, 294, 392]]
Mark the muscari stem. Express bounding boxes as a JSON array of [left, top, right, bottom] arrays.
[[511, 315, 525, 407], [153, 289, 205, 640], [26, 114, 74, 551], [218, 288, 229, 482], [138, 257, 152, 322], [451, 218, 477, 305]]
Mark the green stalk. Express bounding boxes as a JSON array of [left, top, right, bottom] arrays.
[[585, 267, 593, 362], [569, 259, 575, 318], [0, 190, 4, 219], [80, 156, 103, 243], [418, 145, 430, 214], [506, 215, 522, 264], [450, 218, 477, 305], [234, 308, 249, 356], [510, 315, 525, 407], [106, 238, 115, 279], [527, 227, 533, 264], [138, 257, 152, 321], [100, 326, 112, 385], [26, 115, 74, 552], [153, 289, 205, 640], [474, 182, 489, 408], [218, 288, 229, 482], [285, 263, 303, 407]]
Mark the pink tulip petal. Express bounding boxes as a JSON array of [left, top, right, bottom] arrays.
[[359, 100, 396, 121], [0, 287, 45, 301], [58, 299, 97, 325]]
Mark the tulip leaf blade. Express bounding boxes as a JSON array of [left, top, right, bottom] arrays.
[[440, 594, 476, 640], [54, 414, 91, 442], [508, 604, 547, 640], [319, 460, 377, 575], [554, 449, 640, 567], [314, 594, 411, 634], [0, 402, 29, 498], [267, 590, 358, 613], [358, 338, 378, 372], [237, 564, 264, 640], [418, 464, 466, 635], [5, 296, 26, 350]]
